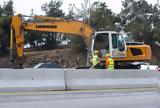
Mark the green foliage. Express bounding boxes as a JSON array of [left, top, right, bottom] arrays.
[[120, 0, 160, 45], [67, 1, 121, 52], [41, 0, 64, 17], [2, 0, 14, 16], [90, 1, 120, 30], [40, 0, 65, 49], [0, 0, 13, 54], [42, 33, 63, 49], [0, 6, 3, 16], [68, 36, 86, 52], [24, 0, 66, 49], [25, 31, 43, 48]]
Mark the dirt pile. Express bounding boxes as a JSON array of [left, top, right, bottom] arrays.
[[23, 48, 87, 68], [0, 56, 13, 68]]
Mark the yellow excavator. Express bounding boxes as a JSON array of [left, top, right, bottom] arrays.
[[10, 14, 151, 68]]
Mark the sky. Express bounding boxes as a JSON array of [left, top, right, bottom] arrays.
[[0, 0, 158, 15]]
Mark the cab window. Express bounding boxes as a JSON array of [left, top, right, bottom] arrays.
[[94, 33, 109, 57], [112, 34, 118, 48], [112, 34, 125, 51], [94, 33, 109, 51]]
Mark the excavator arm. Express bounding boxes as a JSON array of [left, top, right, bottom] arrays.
[[10, 14, 94, 68]]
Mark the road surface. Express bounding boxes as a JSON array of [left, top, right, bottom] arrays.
[[0, 88, 159, 108]]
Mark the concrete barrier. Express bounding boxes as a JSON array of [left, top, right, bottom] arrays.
[[65, 69, 160, 90], [0, 69, 66, 92], [0, 69, 159, 92]]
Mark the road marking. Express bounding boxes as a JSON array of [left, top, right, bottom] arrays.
[[0, 87, 158, 96]]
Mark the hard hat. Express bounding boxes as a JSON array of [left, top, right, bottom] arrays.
[[106, 54, 110, 57], [94, 50, 99, 53]]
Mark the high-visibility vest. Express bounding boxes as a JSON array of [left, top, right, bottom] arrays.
[[92, 55, 99, 66], [106, 58, 114, 70]]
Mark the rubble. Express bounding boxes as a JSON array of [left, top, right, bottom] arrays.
[[23, 48, 87, 68]]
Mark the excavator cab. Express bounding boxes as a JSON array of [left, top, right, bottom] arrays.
[[87, 31, 127, 67], [89, 31, 151, 69], [91, 31, 126, 58]]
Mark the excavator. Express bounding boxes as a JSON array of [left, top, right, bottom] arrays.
[[10, 14, 151, 68]]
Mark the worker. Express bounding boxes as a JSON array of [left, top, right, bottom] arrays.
[[105, 54, 114, 70], [92, 50, 100, 69]]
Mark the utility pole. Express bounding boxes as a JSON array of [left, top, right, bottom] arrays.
[[157, 0, 160, 8], [88, 0, 91, 25], [83, 0, 91, 24]]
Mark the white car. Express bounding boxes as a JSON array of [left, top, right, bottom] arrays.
[[140, 65, 158, 70], [33, 63, 62, 69]]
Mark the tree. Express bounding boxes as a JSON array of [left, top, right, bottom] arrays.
[[41, 0, 65, 49], [66, 1, 120, 52], [41, 0, 64, 17], [0, 0, 14, 54], [2, 0, 14, 16], [25, 0, 66, 49], [90, 1, 120, 31], [24, 9, 44, 48], [24, 31, 43, 48], [120, 0, 160, 46], [150, 4, 160, 44], [0, 6, 3, 16], [65, 3, 86, 52]]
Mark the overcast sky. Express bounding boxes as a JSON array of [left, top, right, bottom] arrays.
[[0, 0, 158, 15]]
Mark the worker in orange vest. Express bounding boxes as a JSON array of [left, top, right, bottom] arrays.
[[105, 54, 114, 70]]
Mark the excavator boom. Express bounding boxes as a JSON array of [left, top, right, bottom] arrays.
[[10, 14, 94, 67]]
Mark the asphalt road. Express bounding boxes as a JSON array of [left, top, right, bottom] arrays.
[[0, 89, 159, 108]]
